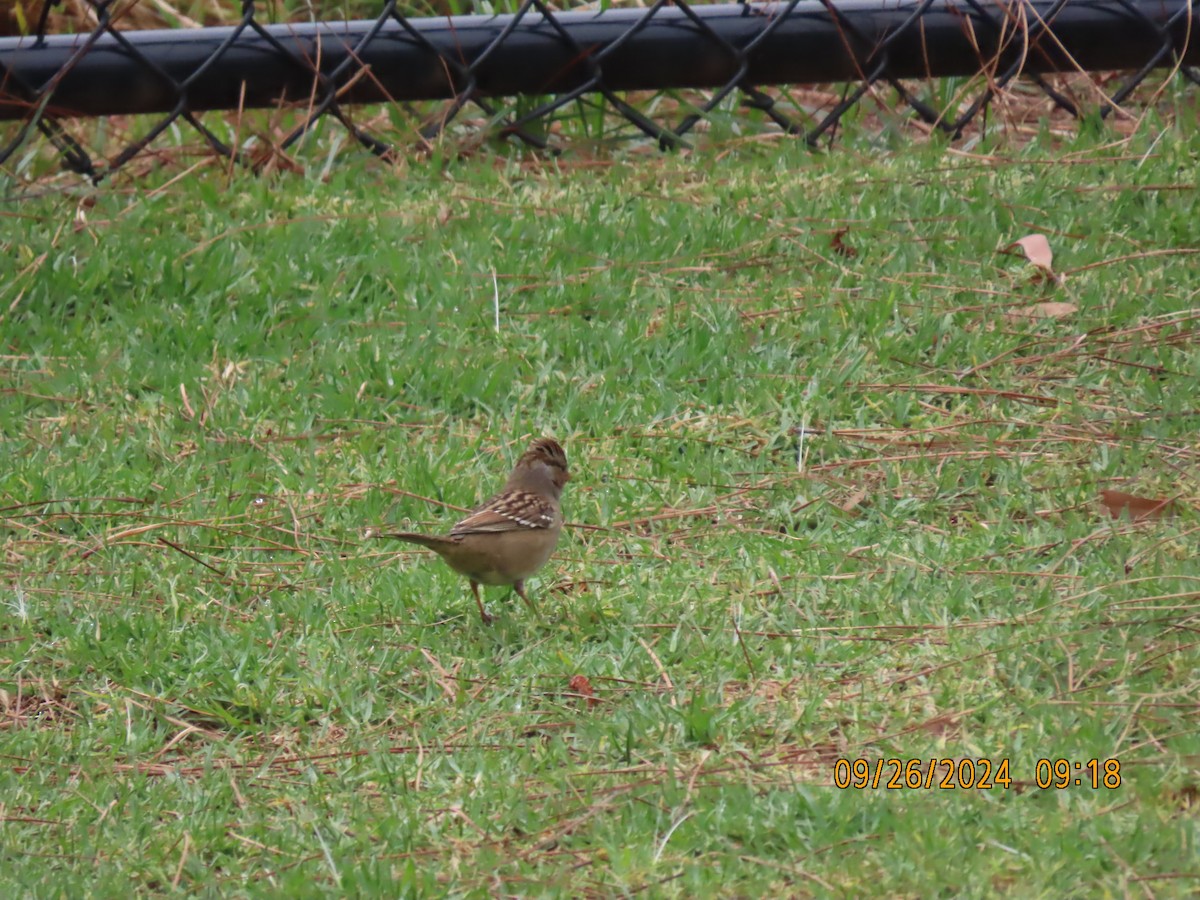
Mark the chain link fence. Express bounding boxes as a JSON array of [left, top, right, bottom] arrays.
[[2, 0, 1197, 180]]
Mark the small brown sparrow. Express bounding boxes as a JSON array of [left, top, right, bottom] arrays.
[[380, 437, 570, 623]]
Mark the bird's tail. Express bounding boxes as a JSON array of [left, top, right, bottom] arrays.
[[371, 531, 455, 552]]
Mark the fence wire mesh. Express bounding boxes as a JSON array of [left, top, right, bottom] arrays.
[[1, 0, 1197, 180]]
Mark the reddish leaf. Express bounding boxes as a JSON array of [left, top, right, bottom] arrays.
[[1100, 489, 1176, 521], [568, 675, 598, 708], [830, 227, 857, 258]]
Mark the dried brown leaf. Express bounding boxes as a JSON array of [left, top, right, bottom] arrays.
[[1100, 489, 1177, 522], [1005, 301, 1077, 321], [840, 488, 868, 512], [919, 714, 961, 738], [1165, 784, 1200, 812], [568, 675, 598, 708], [830, 228, 857, 258]]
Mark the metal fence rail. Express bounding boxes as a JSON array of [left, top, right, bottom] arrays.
[[2, 0, 1197, 180]]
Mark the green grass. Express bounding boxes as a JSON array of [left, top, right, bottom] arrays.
[[2, 126, 1199, 896]]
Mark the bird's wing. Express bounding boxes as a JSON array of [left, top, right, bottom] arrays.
[[450, 490, 557, 536]]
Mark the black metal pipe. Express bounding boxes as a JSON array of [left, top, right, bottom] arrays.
[[1, 0, 1196, 121]]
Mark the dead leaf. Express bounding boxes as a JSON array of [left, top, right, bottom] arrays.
[[1165, 784, 1200, 812], [830, 227, 857, 258], [421, 648, 459, 702], [1005, 301, 1077, 321], [568, 675, 598, 708], [918, 714, 961, 738], [179, 384, 195, 421], [1012, 234, 1054, 272], [840, 488, 867, 512], [1100, 489, 1177, 522]]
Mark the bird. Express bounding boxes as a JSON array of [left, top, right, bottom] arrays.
[[378, 437, 570, 623]]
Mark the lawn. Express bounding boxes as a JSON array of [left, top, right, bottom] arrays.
[[2, 120, 1199, 896]]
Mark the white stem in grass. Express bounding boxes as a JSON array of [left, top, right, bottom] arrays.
[[797, 420, 807, 474], [654, 811, 693, 863], [492, 268, 500, 334]]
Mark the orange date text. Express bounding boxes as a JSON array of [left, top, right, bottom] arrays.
[[834, 758, 1011, 790]]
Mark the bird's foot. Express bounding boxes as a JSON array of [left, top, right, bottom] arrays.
[[470, 582, 494, 624]]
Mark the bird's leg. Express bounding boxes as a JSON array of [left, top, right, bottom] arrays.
[[513, 580, 540, 616], [471, 581, 494, 624]]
